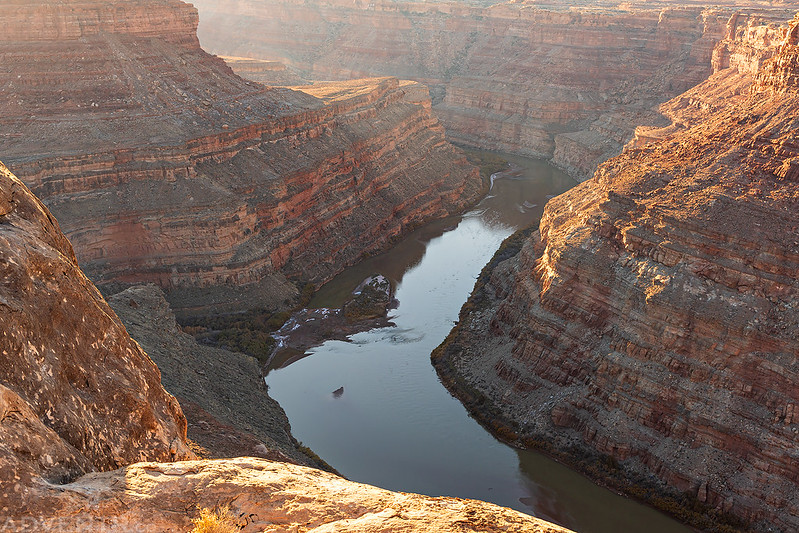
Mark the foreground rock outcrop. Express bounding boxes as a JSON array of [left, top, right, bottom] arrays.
[[191, 0, 774, 180], [0, 161, 571, 533], [7, 458, 573, 532], [0, 161, 193, 513], [0, 0, 480, 315], [434, 13, 799, 533]]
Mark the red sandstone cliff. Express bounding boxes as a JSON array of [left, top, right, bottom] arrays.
[[434, 13, 799, 532], [0, 0, 481, 315], [191, 0, 758, 180], [0, 161, 193, 514]]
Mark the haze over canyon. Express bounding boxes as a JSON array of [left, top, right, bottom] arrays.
[[0, 0, 797, 532], [192, 0, 790, 179]]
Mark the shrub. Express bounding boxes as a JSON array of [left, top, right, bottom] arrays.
[[462, 149, 509, 181], [266, 311, 292, 330], [299, 282, 316, 307], [190, 506, 238, 533], [186, 439, 211, 459]]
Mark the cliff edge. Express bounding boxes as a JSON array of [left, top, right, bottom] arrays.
[[0, 161, 193, 515]]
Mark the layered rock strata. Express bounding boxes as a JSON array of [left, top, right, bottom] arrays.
[[191, 0, 755, 180], [0, 0, 480, 314], [0, 162, 193, 514], [633, 10, 794, 146], [435, 14, 799, 532]]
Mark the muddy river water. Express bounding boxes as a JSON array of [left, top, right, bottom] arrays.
[[265, 154, 691, 533]]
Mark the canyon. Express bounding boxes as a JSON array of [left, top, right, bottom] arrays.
[[190, 0, 797, 180], [0, 161, 573, 532], [0, 1, 576, 530], [2, 0, 799, 531], [0, 0, 481, 315], [435, 12, 799, 532]]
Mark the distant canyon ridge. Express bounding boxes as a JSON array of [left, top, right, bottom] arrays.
[[0, 0, 481, 315], [191, 0, 792, 180]]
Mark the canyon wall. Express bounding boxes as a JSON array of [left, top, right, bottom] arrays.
[[191, 0, 754, 180], [0, 0, 481, 315], [0, 160, 571, 533], [107, 284, 320, 467], [0, 161, 193, 514], [434, 13, 799, 532]]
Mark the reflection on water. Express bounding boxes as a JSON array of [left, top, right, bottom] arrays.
[[265, 154, 691, 533], [308, 153, 561, 309]]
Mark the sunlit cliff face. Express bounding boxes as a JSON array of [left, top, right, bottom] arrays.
[[434, 12, 799, 531], [0, 161, 193, 503]]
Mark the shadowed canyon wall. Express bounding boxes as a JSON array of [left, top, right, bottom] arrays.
[[434, 13, 799, 532], [0, 0, 481, 314], [190, 0, 772, 180], [0, 160, 573, 533], [107, 284, 321, 467]]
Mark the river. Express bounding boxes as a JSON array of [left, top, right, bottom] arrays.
[[265, 153, 691, 533]]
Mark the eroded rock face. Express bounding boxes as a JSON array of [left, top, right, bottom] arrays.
[[712, 12, 791, 75], [191, 0, 750, 180], [7, 457, 574, 533], [0, 0, 480, 314], [107, 284, 317, 467], [0, 162, 192, 515], [435, 14, 799, 532]]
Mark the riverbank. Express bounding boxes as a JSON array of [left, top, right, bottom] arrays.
[[263, 154, 695, 533], [178, 148, 496, 364], [264, 151, 522, 370], [431, 230, 748, 533], [268, 275, 397, 370]]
